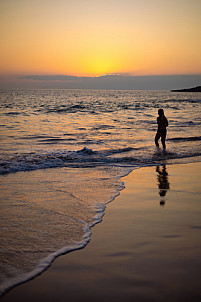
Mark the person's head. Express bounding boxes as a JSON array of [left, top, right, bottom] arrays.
[[158, 109, 164, 117]]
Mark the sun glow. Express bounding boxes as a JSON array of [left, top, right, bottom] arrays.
[[78, 51, 128, 77], [0, 0, 201, 78]]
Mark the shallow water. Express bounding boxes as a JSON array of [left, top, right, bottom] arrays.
[[0, 89, 201, 295], [1, 89, 201, 174]]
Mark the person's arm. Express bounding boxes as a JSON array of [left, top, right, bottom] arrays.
[[165, 117, 168, 127]]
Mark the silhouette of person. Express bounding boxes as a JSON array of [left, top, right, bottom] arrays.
[[156, 165, 170, 205], [155, 109, 168, 149]]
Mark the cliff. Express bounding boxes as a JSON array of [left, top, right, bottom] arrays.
[[171, 86, 201, 92]]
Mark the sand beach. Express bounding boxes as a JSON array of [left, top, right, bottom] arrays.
[[2, 161, 201, 302]]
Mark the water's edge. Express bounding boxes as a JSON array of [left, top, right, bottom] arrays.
[[1, 157, 201, 297], [0, 167, 131, 297]]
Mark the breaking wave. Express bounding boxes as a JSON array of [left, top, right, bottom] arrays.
[[1, 145, 201, 175]]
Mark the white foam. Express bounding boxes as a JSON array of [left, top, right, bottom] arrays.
[[0, 165, 131, 297], [0, 223, 91, 296]]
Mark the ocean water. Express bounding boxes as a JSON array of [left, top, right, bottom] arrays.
[[0, 89, 201, 295]]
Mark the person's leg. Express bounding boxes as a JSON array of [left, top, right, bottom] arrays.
[[155, 131, 160, 147], [161, 130, 167, 149]]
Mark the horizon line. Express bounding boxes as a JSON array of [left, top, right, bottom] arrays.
[[1, 73, 201, 79]]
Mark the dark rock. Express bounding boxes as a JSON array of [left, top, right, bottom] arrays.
[[171, 86, 201, 92]]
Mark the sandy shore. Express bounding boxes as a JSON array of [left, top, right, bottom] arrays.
[[2, 162, 201, 302]]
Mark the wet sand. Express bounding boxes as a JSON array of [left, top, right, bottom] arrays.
[[2, 162, 201, 302]]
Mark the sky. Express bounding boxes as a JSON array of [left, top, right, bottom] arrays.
[[0, 0, 201, 89]]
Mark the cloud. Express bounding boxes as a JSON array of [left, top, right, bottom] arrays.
[[1, 74, 201, 90], [19, 75, 80, 82]]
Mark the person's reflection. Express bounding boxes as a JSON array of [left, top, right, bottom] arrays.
[[156, 165, 170, 206]]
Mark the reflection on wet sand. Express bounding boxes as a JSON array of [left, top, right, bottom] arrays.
[[156, 165, 170, 206]]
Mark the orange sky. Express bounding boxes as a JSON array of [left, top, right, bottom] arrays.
[[0, 0, 201, 77]]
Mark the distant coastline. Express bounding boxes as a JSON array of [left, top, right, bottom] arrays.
[[171, 85, 201, 92]]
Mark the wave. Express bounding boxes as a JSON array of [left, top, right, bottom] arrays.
[[0, 158, 128, 297], [45, 104, 87, 114], [21, 135, 77, 143], [0, 223, 91, 296], [39, 138, 77, 144], [163, 98, 201, 104], [168, 136, 201, 142], [1, 146, 201, 175], [0, 147, 131, 175], [5, 112, 21, 115]]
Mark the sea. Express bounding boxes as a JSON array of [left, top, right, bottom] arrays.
[[0, 89, 201, 295]]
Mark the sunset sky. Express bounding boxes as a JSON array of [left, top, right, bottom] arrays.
[[0, 0, 201, 88]]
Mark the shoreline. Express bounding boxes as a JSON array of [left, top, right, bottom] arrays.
[[2, 162, 201, 302]]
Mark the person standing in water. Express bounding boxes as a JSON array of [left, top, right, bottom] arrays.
[[155, 109, 168, 149]]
